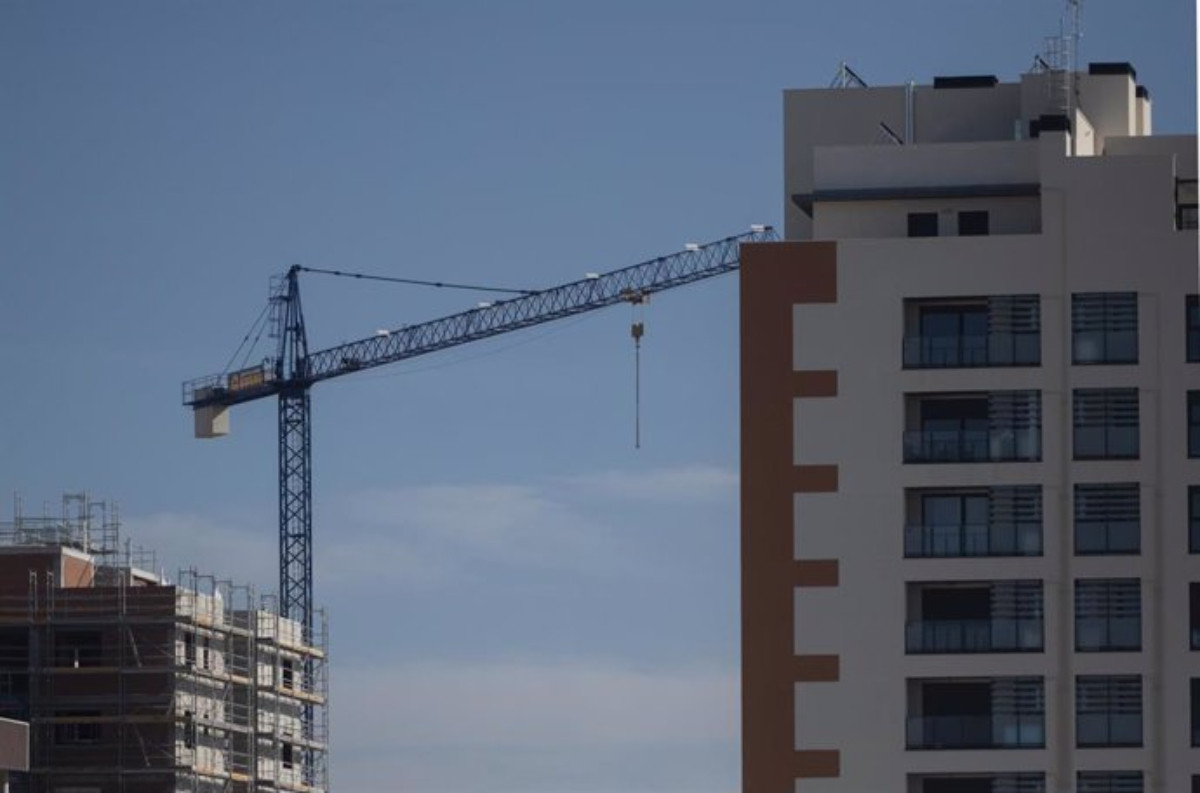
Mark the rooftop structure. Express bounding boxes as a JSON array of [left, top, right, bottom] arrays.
[[0, 495, 329, 793]]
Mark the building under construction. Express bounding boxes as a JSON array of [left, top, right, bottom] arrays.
[[0, 494, 329, 792]]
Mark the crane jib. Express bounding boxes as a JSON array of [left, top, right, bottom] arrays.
[[182, 227, 777, 410]]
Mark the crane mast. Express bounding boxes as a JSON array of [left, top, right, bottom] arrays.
[[183, 225, 777, 642]]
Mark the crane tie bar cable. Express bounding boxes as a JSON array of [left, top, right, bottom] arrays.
[[297, 266, 538, 296]]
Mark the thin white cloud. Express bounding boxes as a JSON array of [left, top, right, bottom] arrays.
[[332, 657, 737, 759], [557, 464, 738, 503], [122, 463, 738, 595]]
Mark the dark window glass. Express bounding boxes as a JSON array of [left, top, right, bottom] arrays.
[[1076, 771, 1144, 793], [1073, 388, 1139, 460], [921, 775, 1045, 793], [958, 210, 990, 236], [1074, 484, 1140, 555], [1191, 583, 1200, 651], [1187, 296, 1200, 362], [1073, 293, 1138, 364], [1191, 487, 1200, 554], [54, 712, 101, 745], [1193, 679, 1200, 746], [1075, 578, 1141, 651], [1178, 180, 1198, 230], [909, 212, 938, 237], [1190, 392, 1200, 458], [53, 631, 103, 668], [1076, 675, 1142, 747]]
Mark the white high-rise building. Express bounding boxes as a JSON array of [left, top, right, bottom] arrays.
[[740, 62, 1198, 793]]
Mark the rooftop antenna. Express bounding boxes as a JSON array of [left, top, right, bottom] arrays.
[[830, 61, 868, 89]]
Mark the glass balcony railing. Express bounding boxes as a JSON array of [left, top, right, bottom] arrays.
[[906, 714, 1045, 750], [906, 618, 1043, 654], [905, 521, 1042, 558], [904, 429, 1041, 463], [903, 333, 1040, 369]]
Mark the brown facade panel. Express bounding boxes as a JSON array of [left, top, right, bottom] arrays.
[[793, 464, 838, 493], [741, 241, 838, 793], [793, 654, 840, 682], [793, 749, 841, 778], [795, 560, 839, 587], [793, 369, 838, 397], [741, 241, 837, 304]]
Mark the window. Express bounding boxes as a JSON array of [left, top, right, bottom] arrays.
[[54, 712, 101, 745], [282, 658, 295, 690], [1193, 679, 1200, 746], [54, 631, 102, 669], [905, 486, 1042, 558], [1190, 392, 1200, 458], [1073, 293, 1137, 364], [1074, 483, 1139, 555], [1191, 584, 1200, 650], [1076, 675, 1142, 747], [912, 302, 988, 367], [906, 580, 1042, 654], [903, 296, 1039, 369], [905, 391, 1041, 463], [183, 710, 195, 749], [1178, 179, 1198, 230], [282, 741, 295, 769], [917, 775, 1045, 793], [1075, 579, 1141, 651], [907, 677, 1044, 750], [1073, 388, 1139, 460], [1191, 487, 1200, 553], [908, 212, 938, 237], [1190, 676, 1200, 743], [958, 210, 990, 236], [1188, 296, 1200, 362], [183, 632, 195, 666], [1076, 771, 1144, 793]]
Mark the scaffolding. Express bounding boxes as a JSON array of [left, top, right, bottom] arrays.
[[0, 496, 329, 793]]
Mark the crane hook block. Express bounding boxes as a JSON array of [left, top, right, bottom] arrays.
[[631, 322, 645, 341]]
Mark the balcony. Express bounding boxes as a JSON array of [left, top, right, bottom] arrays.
[[904, 392, 1041, 464], [906, 581, 1043, 655], [905, 486, 1042, 559], [903, 296, 1040, 369]]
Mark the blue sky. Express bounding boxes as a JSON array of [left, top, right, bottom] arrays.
[[1, 1, 1194, 790]]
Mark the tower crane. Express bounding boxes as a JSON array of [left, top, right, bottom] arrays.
[[182, 225, 776, 646]]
